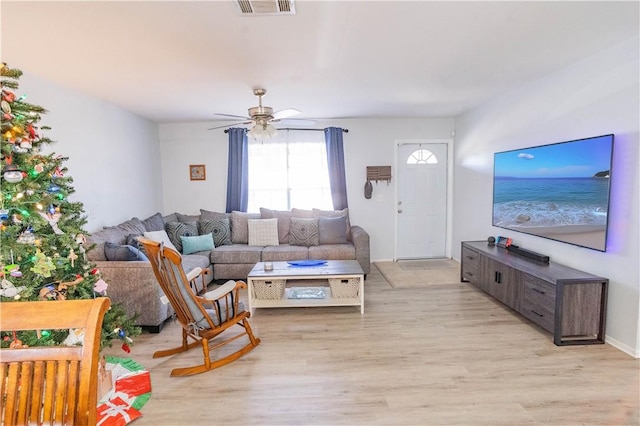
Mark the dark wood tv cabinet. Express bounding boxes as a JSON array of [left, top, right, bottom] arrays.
[[460, 241, 608, 345]]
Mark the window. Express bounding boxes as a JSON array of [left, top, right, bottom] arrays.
[[406, 149, 438, 164], [247, 130, 333, 212]]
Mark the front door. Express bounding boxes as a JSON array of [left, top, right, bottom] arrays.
[[395, 142, 448, 259]]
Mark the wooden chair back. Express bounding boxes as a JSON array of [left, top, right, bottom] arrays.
[[142, 238, 218, 332], [0, 298, 111, 426]]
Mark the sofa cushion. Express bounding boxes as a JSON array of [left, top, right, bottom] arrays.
[[104, 242, 148, 261], [291, 208, 314, 218], [309, 243, 356, 261], [313, 208, 350, 240], [198, 219, 232, 247], [182, 253, 212, 276], [165, 221, 198, 253], [141, 212, 165, 232], [181, 234, 215, 255], [289, 218, 319, 247], [231, 211, 261, 244], [248, 218, 279, 246], [87, 226, 128, 261], [261, 245, 308, 262], [318, 216, 349, 245], [210, 244, 263, 264], [143, 229, 178, 252], [260, 208, 292, 244], [177, 213, 202, 223], [117, 217, 147, 235], [200, 209, 230, 221]]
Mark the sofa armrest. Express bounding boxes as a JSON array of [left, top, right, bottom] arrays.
[[94, 260, 172, 328], [350, 226, 371, 275]]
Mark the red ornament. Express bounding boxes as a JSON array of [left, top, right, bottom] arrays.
[[91, 268, 99, 275], [121, 343, 131, 353]]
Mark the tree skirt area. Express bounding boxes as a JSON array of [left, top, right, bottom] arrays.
[[97, 356, 152, 425], [374, 259, 460, 288]]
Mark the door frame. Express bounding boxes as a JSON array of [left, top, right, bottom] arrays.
[[393, 139, 454, 261]]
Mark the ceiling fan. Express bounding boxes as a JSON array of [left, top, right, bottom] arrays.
[[209, 88, 303, 138]]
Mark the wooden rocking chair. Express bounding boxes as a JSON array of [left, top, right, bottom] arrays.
[[139, 238, 260, 377], [0, 298, 111, 426]]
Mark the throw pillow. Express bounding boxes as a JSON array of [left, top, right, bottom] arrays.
[[200, 209, 230, 221], [289, 218, 319, 247], [318, 216, 349, 245], [260, 207, 292, 244], [181, 233, 215, 255], [248, 218, 280, 246], [143, 229, 178, 252], [198, 219, 232, 246], [141, 212, 165, 232], [230, 211, 261, 244], [291, 208, 314, 218], [104, 242, 149, 261], [165, 221, 198, 253], [125, 234, 147, 255], [313, 208, 350, 239]]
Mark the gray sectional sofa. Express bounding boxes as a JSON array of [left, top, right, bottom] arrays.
[[86, 207, 370, 332]]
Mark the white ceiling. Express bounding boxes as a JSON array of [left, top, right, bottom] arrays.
[[1, 1, 638, 124]]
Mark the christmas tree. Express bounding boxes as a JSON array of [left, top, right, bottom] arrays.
[[0, 63, 140, 350]]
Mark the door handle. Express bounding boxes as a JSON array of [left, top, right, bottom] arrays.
[[398, 209, 403, 213]]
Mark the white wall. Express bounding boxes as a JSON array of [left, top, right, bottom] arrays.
[[159, 118, 455, 261], [18, 72, 163, 232], [453, 38, 640, 357]]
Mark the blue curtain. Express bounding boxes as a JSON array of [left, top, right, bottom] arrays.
[[324, 127, 348, 210], [226, 128, 248, 213]]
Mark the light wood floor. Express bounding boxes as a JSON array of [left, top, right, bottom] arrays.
[[104, 265, 639, 425]]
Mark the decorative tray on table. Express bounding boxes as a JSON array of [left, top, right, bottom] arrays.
[[287, 260, 327, 267]]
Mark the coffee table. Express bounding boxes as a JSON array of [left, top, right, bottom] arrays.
[[246, 260, 364, 314]]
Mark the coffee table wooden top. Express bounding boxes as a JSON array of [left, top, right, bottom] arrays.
[[248, 260, 363, 279]]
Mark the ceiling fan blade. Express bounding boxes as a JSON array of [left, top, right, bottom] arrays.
[[208, 121, 252, 130], [276, 118, 317, 126], [213, 113, 251, 120], [272, 108, 301, 120]]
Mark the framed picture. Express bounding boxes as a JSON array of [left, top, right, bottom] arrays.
[[189, 164, 206, 181]]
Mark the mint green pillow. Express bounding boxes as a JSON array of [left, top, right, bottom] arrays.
[[181, 233, 214, 255]]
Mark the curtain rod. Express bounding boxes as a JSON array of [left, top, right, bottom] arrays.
[[224, 128, 348, 133]]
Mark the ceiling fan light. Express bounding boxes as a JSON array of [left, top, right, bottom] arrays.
[[248, 123, 278, 139]]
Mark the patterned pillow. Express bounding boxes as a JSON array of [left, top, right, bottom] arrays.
[[165, 221, 198, 253], [248, 218, 279, 246], [289, 218, 319, 247], [198, 219, 232, 246]]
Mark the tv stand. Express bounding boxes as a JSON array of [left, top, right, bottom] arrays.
[[461, 241, 608, 345]]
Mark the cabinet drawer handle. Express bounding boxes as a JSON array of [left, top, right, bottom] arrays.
[[531, 287, 545, 295], [531, 310, 544, 317]]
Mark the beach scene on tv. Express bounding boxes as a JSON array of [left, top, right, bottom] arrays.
[[492, 135, 613, 251]]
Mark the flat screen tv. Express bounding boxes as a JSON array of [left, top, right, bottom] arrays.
[[492, 134, 614, 252]]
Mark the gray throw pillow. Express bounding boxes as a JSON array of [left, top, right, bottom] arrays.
[[289, 218, 319, 247], [125, 234, 147, 255], [318, 216, 349, 244], [104, 242, 148, 261], [231, 211, 261, 244], [141, 212, 165, 232], [260, 207, 292, 244], [198, 219, 232, 246], [165, 221, 198, 253]]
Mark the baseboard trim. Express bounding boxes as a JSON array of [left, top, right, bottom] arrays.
[[604, 335, 638, 358]]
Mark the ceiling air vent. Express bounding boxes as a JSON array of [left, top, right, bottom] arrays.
[[235, 0, 296, 15]]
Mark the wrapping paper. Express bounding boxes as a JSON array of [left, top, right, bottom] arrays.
[[96, 397, 142, 426]]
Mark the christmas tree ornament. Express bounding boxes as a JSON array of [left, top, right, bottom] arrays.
[[0, 209, 9, 220], [38, 211, 64, 234], [3, 164, 23, 183], [0, 278, 27, 299], [94, 278, 108, 294], [1, 99, 11, 113], [17, 229, 37, 244], [68, 248, 78, 267], [30, 249, 56, 277]]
